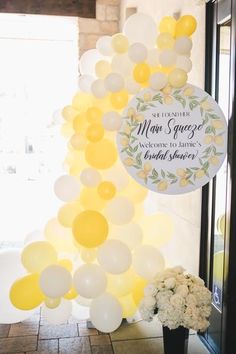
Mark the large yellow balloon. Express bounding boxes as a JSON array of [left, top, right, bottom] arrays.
[[112, 33, 129, 53], [132, 278, 148, 306], [73, 114, 88, 134], [168, 68, 187, 88], [60, 122, 74, 138], [57, 202, 81, 228], [133, 63, 151, 84], [95, 60, 111, 79], [97, 181, 116, 200], [107, 269, 136, 297], [86, 107, 102, 124], [79, 187, 106, 210], [72, 210, 109, 248], [159, 17, 176, 36], [85, 139, 118, 169], [10, 273, 45, 310], [86, 123, 104, 142], [21, 241, 57, 273], [72, 92, 92, 112], [175, 15, 197, 37], [157, 33, 174, 49], [119, 294, 137, 318], [110, 90, 129, 110], [62, 105, 79, 122]]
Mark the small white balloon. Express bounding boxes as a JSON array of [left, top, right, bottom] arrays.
[[90, 292, 122, 332], [133, 245, 165, 280], [80, 168, 101, 187], [96, 35, 114, 56], [42, 299, 72, 325], [111, 53, 133, 76], [78, 75, 94, 92], [159, 49, 177, 67], [125, 77, 141, 94], [97, 239, 132, 274], [104, 72, 125, 92], [40, 265, 72, 298], [110, 223, 143, 250], [73, 264, 107, 299], [54, 175, 80, 202], [174, 36, 193, 55], [91, 79, 107, 98], [102, 111, 122, 131], [150, 72, 168, 91], [147, 49, 160, 66], [124, 13, 157, 48], [79, 49, 103, 76], [105, 196, 134, 225], [128, 42, 147, 63], [176, 55, 192, 73]]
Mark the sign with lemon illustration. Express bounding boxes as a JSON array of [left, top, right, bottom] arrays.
[[117, 84, 227, 194]]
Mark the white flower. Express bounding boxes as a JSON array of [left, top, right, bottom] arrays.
[[170, 294, 185, 308], [143, 295, 156, 308], [176, 285, 189, 298], [164, 277, 176, 289], [172, 266, 185, 274], [144, 284, 158, 297]]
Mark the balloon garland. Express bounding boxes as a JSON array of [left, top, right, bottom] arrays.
[[1, 14, 198, 332]]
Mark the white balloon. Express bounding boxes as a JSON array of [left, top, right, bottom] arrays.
[[174, 37, 193, 55], [24, 230, 44, 245], [176, 55, 192, 73], [42, 299, 72, 325], [79, 49, 103, 76], [150, 72, 168, 91], [133, 245, 165, 280], [90, 292, 122, 332], [0, 249, 35, 324], [80, 168, 101, 187], [73, 264, 107, 299], [97, 239, 132, 274], [102, 111, 122, 131], [54, 175, 80, 202], [78, 75, 94, 92], [72, 301, 90, 320], [104, 72, 124, 92], [159, 49, 177, 67], [40, 265, 72, 298], [91, 79, 107, 98], [111, 53, 133, 76], [110, 223, 143, 250], [125, 77, 141, 94], [105, 196, 134, 225], [124, 13, 157, 48], [147, 49, 160, 66], [103, 165, 129, 191], [128, 42, 147, 63], [75, 295, 92, 307], [96, 35, 114, 56]]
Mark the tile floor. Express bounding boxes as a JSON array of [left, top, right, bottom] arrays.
[[0, 311, 210, 354]]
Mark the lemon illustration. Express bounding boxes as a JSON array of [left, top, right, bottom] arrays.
[[183, 87, 194, 97], [127, 107, 136, 118], [209, 156, 219, 165], [143, 162, 152, 172], [162, 85, 172, 95], [157, 180, 168, 192], [201, 100, 211, 110], [212, 120, 224, 129], [143, 93, 152, 102], [121, 137, 129, 147], [176, 168, 186, 178], [164, 96, 174, 105], [179, 178, 189, 187], [195, 169, 205, 179], [136, 114, 144, 122], [204, 135, 213, 145], [214, 136, 223, 146], [124, 125, 131, 134], [124, 157, 134, 166], [137, 170, 146, 179]]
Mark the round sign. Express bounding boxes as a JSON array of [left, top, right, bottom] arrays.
[[117, 84, 227, 194]]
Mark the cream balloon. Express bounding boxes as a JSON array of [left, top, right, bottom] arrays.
[[111, 53, 133, 76], [107, 269, 136, 297], [159, 49, 177, 67], [80, 247, 97, 263], [128, 43, 147, 63], [70, 134, 87, 150], [110, 222, 143, 250], [21, 241, 57, 273], [104, 72, 125, 92], [95, 60, 111, 79], [73, 264, 107, 298], [102, 111, 122, 131], [124, 13, 157, 48], [146, 49, 160, 66], [105, 196, 134, 225], [133, 245, 165, 280], [78, 75, 94, 92], [40, 265, 72, 298], [174, 36, 193, 55], [125, 77, 141, 94], [42, 299, 72, 325], [97, 239, 132, 274], [80, 168, 101, 187], [79, 49, 103, 76], [54, 175, 80, 202], [176, 55, 192, 73], [103, 165, 129, 191], [150, 72, 168, 91], [91, 79, 107, 98], [96, 35, 114, 56], [90, 292, 122, 333]]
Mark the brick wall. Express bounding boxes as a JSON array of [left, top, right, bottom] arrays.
[[78, 0, 120, 56]]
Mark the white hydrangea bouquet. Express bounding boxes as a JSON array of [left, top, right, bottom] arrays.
[[139, 266, 212, 332]]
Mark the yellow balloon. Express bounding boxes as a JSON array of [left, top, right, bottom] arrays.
[[10, 273, 45, 310], [119, 294, 138, 318], [175, 15, 197, 37], [45, 297, 61, 309], [21, 241, 57, 273], [80, 247, 97, 263], [80, 187, 106, 210], [85, 139, 118, 169], [132, 278, 148, 306], [72, 92, 92, 112], [73, 114, 88, 134], [97, 181, 116, 200], [57, 259, 73, 272], [70, 134, 87, 151], [107, 269, 136, 297], [156, 33, 174, 49], [213, 251, 224, 285], [86, 123, 104, 142], [112, 33, 129, 53], [216, 214, 226, 236], [110, 90, 129, 110], [133, 63, 151, 84], [141, 213, 173, 247], [60, 122, 74, 138], [62, 105, 79, 122], [122, 179, 148, 203], [168, 68, 187, 88], [65, 150, 87, 175], [72, 210, 109, 248], [159, 16, 176, 36], [95, 60, 111, 78], [64, 287, 78, 300], [86, 107, 102, 124], [58, 202, 81, 228], [93, 96, 113, 112]]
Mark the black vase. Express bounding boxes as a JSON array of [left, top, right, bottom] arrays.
[[162, 326, 189, 354]]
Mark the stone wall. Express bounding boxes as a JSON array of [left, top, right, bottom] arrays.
[[78, 0, 120, 57]]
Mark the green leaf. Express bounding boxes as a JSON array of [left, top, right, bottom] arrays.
[[174, 95, 186, 108], [152, 168, 159, 178], [171, 179, 178, 184], [136, 152, 142, 165], [205, 126, 212, 134], [152, 94, 163, 104], [173, 89, 181, 95], [119, 132, 130, 138], [161, 169, 165, 178], [133, 145, 138, 152], [200, 107, 204, 117], [209, 113, 220, 120], [189, 100, 199, 110], [200, 95, 209, 103]]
